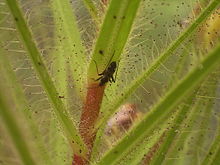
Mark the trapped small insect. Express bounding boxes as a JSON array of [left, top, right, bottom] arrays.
[[94, 51, 117, 86]]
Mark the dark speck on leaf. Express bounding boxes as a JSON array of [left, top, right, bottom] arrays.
[[113, 15, 117, 19], [37, 62, 41, 65], [113, 150, 118, 154], [99, 50, 104, 55], [14, 17, 18, 21]]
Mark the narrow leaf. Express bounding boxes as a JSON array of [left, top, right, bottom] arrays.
[[95, 0, 220, 129], [0, 79, 36, 165], [82, 0, 100, 25], [97, 42, 220, 165], [52, 0, 88, 98], [5, 0, 87, 156], [0, 48, 52, 164], [88, 0, 142, 81], [150, 93, 195, 165], [90, 0, 142, 159], [202, 117, 220, 165]]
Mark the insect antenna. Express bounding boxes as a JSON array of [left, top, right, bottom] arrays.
[[93, 60, 100, 75], [105, 50, 116, 69], [93, 50, 116, 75]]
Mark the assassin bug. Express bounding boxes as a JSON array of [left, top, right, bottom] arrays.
[[94, 51, 117, 86]]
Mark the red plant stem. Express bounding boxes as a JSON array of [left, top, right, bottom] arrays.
[[141, 132, 166, 165], [73, 155, 85, 165], [73, 83, 105, 165]]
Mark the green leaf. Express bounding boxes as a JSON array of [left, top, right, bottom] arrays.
[[52, 0, 88, 99], [95, 0, 220, 130], [150, 93, 196, 165], [0, 48, 52, 164], [210, 149, 220, 165], [202, 114, 220, 165], [97, 42, 220, 165], [88, 0, 142, 81], [82, 0, 100, 25], [0, 74, 36, 165], [5, 0, 87, 156], [90, 0, 142, 159]]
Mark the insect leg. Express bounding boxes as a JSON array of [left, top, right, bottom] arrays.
[[93, 60, 101, 75], [111, 75, 115, 83], [95, 76, 103, 81]]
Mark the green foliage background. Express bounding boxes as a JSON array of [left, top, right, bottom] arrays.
[[0, 0, 220, 164]]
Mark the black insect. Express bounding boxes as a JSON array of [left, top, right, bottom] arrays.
[[94, 51, 117, 86]]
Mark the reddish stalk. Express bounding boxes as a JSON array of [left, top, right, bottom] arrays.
[[73, 83, 105, 164], [141, 132, 166, 165]]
